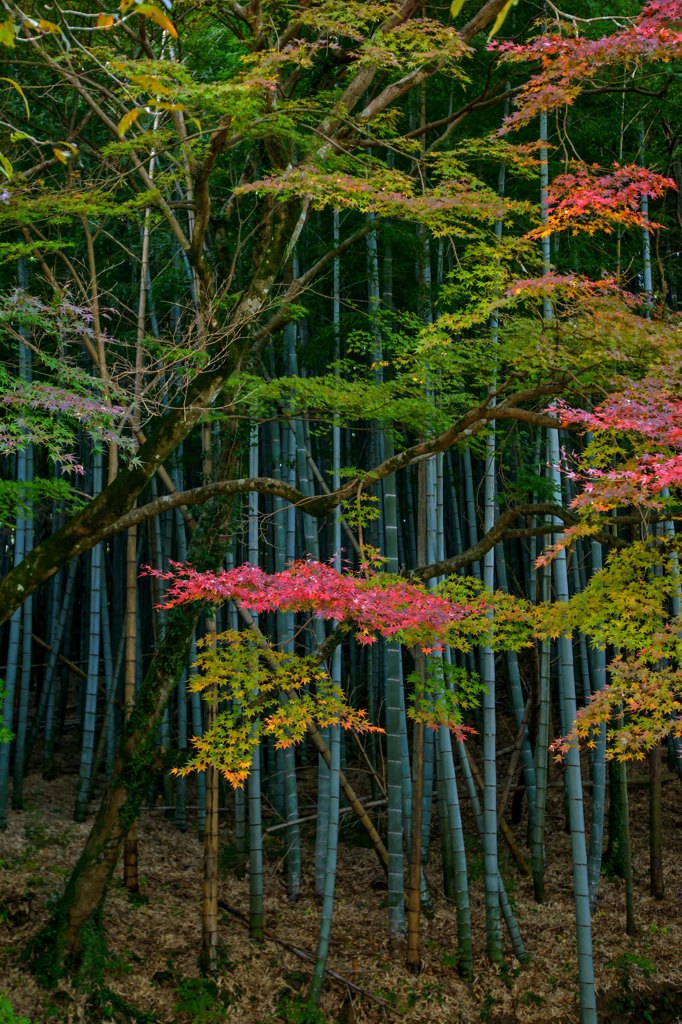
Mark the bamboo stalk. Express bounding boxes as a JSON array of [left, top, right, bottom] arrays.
[[74, 451, 103, 823], [123, 516, 139, 893]]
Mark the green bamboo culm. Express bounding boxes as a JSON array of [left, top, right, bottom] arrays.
[[495, 549, 537, 830], [383, 438, 406, 941], [22, 559, 77, 774], [437, 714, 473, 976], [481, 433, 502, 963], [1, 262, 33, 824], [456, 739, 526, 961], [280, 345, 301, 901], [532, 560, 552, 904], [549, 426, 597, 1024], [308, 723, 340, 1005], [247, 421, 264, 941], [74, 449, 104, 823], [587, 536, 607, 911], [10, 257, 34, 813]]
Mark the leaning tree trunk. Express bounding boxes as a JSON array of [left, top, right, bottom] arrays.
[[29, 497, 238, 983]]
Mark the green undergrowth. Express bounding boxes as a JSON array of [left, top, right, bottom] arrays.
[[0, 992, 30, 1024], [172, 977, 234, 1024], [599, 984, 682, 1024], [258, 995, 328, 1024], [28, 915, 154, 1024]]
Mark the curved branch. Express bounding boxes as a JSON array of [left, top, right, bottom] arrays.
[[102, 477, 309, 539], [410, 504, 571, 581], [253, 223, 372, 344], [99, 386, 565, 542], [411, 506, 625, 582], [304, 383, 564, 516]]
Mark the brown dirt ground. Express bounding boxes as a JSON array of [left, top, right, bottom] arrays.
[[1, 761, 682, 1024]]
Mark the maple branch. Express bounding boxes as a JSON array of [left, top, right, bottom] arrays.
[[404, 66, 501, 141], [459, 0, 518, 42], [357, 0, 519, 125], [101, 477, 308, 539], [276, 0, 313, 48], [308, 383, 563, 516], [409, 503, 571, 582], [426, 88, 518, 153], [319, 0, 510, 150], [358, 66, 436, 125], [583, 83, 670, 98], [190, 122, 232, 284], [100, 386, 565, 539], [412, 506, 633, 581], [253, 222, 372, 342], [331, 0, 423, 118]]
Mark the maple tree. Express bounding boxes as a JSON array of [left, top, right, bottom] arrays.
[[145, 559, 484, 785], [170, 629, 385, 788], [538, 351, 682, 778], [528, 163, 676, 237], [492, 0, 682, 131], [554, 625, 682, 763], [0, 1, 681, 1022], [558, 355, 682, 510], [148, 558, 477, 646]]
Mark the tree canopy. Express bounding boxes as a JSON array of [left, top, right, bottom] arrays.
[[1, 2, 682, 1023]]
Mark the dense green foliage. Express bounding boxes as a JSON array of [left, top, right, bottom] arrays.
[[1, 1, 682, 1022]]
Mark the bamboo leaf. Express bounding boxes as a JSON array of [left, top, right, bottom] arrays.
[[117, 107, 142, 136], [24, 16, 62, 35], [487, 0, 518, 39], [127, 72, 173, 95], [37, 17, 62, 34], [0, 152, 13, 180], [1, 77, 29, 120], [126, 2, 178, 38], [150, 101, 185, 113], [0, 18, 15, 47], [53, 142, 78, 164], [96, 14, 116, 29], [450, 0, 466, 17]]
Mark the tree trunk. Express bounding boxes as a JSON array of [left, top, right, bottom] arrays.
[[0, 199, 303, 629], [29, 498, 237, 983]]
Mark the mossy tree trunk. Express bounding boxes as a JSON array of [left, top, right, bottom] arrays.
[[604, 756, 627, 878], [30, 498, 237, 984]]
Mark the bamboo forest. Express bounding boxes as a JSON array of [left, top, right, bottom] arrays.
[[2, 1, 682, 1022]]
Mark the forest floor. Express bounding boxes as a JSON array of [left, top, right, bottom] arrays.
[[1, 764, 682, 1024]]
